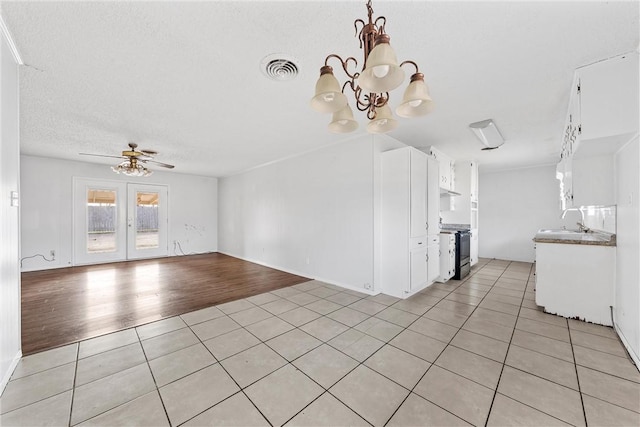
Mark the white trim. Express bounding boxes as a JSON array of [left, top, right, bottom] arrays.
[[614, 323, 640, 371], [1, 350, 22, 395], [217, 250, 377, 296], [0, 14, 24, 65]]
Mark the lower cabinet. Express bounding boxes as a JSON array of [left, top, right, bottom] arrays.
[[437, 233, 456, 283], [535, 242, 615, 325], [470, 228, 479, 266], [410, 248, 428, 290], [427, 236, 440, 284]]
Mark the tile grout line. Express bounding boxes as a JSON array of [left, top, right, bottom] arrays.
[[134, 327, 172, 427], [381, 264, 503, 426], [567, 320, 589, 426], [66, 343, 80, 427], [180, 318, 275, 427], [483, 260, 531, 427]]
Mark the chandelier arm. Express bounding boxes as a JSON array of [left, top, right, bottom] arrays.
[[354, 19, 366, 49], [374, 16, 387, 34], [374, 93, 390, 107], [324, 54, 360, 81], [399, 60, 420, 74], [353, 87, 373, 111]]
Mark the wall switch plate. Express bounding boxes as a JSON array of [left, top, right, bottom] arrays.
[[10, 191, 19, 207]]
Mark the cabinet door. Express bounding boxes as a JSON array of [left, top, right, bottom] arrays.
[[410, 248, 428, 290], [438, 154, 449, 190], [449, 244, 456, 278], [426, 156, 440, 235], [427, 243, 440, 284], [470, 228, 479, 266], [410, 150, 427, 238], [470, 161, 478, 202], [449, 160, 456, 191]]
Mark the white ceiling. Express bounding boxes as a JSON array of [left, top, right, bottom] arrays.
[[2, 1, 638, 177]]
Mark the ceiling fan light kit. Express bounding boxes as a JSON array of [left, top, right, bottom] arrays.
[[111, 159, 153, 177], [310, 0, 433, 134], [79, 142, 175, 176]]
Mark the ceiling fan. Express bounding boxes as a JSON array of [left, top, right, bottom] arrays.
[[79, 142, 175, 177]]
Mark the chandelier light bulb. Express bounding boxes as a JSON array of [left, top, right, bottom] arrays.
[[372, 65, 390, 79]]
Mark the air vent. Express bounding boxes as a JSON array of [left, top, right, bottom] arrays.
[[261, 54, 299, 81]]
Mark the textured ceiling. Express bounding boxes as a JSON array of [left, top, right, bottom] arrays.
[[2, 1, 638, 177]]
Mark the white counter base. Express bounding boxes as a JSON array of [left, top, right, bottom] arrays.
[[535, 242, 615, 326]]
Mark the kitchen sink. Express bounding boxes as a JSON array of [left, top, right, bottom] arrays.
[[536, 229, 585, 239]]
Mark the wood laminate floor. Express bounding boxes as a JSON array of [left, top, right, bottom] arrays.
[[21, 253, 309, 355]]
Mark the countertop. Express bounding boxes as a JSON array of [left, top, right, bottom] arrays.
[[533, 230, 616, 246]]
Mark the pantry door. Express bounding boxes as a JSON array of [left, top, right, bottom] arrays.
[[73, 179, 169, 264]]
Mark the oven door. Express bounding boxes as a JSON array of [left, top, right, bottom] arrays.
[[458, 231, 471, 263]]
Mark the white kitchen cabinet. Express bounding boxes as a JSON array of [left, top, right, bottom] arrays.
[[437, 233, 456, 283], [380, 147, 439, 298], [470, 228, 478, 266], [410, 151, 428, 238], [427, 235, 440, 284], [536, 242, 615, 325], [441, 160, 479, 266], [557, 53, 639, 209], [410, 248, 428, 290], [579, 53, 639, 141], [426, 156, 440, 235], [427, 146, 455, 192]]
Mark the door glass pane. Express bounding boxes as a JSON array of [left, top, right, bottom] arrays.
[[136, 192, 159, 250], [87, 189, 117, 253]]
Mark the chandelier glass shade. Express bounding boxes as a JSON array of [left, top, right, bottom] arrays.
[[111, 159, 153, 177], [311, 0, 433, 134]]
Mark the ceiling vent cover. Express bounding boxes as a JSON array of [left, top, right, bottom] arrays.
[[261, 54, 299, 81]]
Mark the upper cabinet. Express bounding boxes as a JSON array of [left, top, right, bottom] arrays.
[[558, 52, 639, 209], [427, 147, 455, 192], [579, 53, 639, 141]]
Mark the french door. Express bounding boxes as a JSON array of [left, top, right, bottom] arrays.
[[73, 178, 168, 265]]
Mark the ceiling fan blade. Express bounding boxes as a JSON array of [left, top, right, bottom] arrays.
[[140, 149, 158, 156], [79, 153, 127, 160], [140, 159, 175, 169]]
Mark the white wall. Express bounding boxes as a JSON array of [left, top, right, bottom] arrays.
[[479, 165, 563, 262], [614, 135, 639, 366], [20, 155, 218, 272], [1, 26, 22, 393], [218, 134, 404, 292], [573, 154, 615, 207]]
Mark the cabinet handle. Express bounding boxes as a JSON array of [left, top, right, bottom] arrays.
[[426, 254, 429, 262], [418, 242, 422, 245]]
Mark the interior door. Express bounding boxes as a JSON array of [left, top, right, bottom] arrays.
[[127, 184, 168, 260]]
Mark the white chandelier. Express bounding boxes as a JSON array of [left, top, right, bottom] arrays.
[[311, 0, 433, 134]]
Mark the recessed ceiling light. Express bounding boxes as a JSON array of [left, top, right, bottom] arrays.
[[261, 54, 299, 81]]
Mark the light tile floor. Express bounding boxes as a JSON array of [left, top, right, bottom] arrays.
[[2, 259, 639, 426]]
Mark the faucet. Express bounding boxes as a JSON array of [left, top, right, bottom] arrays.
[[561, 207, 590, 232]]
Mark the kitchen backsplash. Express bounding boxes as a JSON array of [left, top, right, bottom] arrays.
[[581, 205, 616, 233]]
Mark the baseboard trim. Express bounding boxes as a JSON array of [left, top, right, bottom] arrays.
[[217, 251, 376, 296], [1, 349, 22, 396], [614, 323, 640, 371]]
